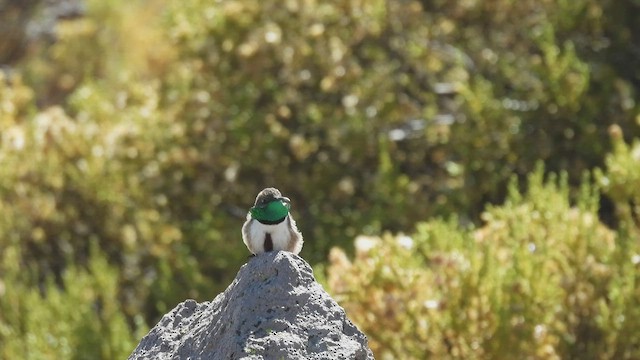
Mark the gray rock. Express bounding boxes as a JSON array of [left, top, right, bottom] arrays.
[[128, 251, 374, 360], [1, 0, 85, 65]]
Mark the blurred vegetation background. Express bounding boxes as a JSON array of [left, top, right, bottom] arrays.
[[1, 0, 639, 358]]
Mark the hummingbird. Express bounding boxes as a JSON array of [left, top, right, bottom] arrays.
[[242, 187, 304, 255]]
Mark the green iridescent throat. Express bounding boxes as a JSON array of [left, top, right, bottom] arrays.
[[250, 199, 290, 222]]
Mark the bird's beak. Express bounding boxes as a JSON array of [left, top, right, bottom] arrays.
[[277, 196, 291, 210], [278, 196, 291, 204]]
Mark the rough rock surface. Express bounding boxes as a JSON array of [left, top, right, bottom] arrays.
[[128, 251, 373, 360]]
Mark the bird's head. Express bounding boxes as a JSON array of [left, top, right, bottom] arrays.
[[250, 187, 291, 223]]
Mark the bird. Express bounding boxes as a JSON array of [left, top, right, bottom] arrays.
[[242, 187, 304, 255]]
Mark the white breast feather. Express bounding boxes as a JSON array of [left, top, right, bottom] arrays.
[[248, 220, 291, 253]]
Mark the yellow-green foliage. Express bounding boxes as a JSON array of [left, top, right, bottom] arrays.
[[597, 126, 640, 238], [0, 244, 145, 359], [1, 0, 640, 358], [326, 167, 640, 359]]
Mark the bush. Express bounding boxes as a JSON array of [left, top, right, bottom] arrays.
[[326, 166, 640, 359], [1, 0, 640, 357], [0, 243, 145, 359], [597, 126, 640, 238]]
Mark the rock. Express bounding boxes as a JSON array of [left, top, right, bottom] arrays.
[[1, 0, 85, 65], [128, 251, 373, 360]]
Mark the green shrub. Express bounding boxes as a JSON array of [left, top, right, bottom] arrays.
[[0, 244, 145, 360], [326, 166, 640, 359], [597, 126, 640, 238], [1, 0, 640, 358]]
